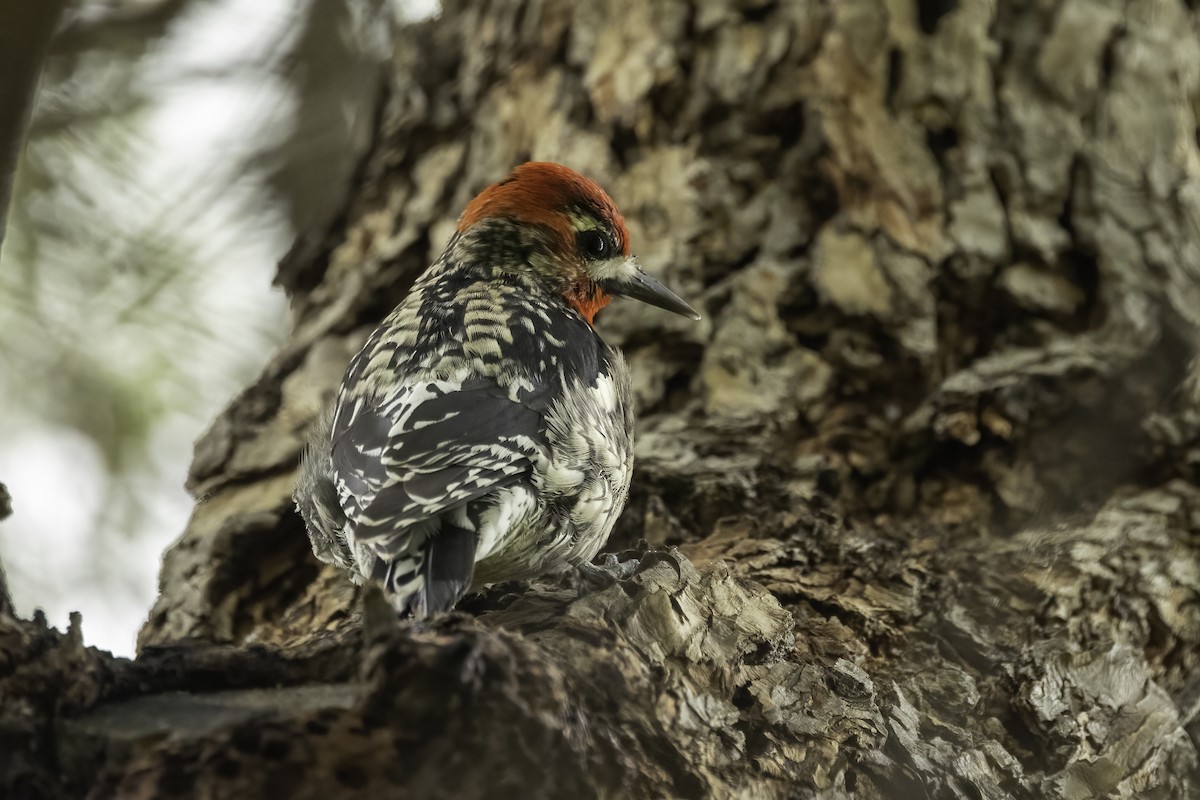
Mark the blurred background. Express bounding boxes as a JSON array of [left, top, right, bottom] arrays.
[[0, 0, 437, 656]]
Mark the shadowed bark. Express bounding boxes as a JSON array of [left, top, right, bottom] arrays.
[[4, 0, 1200, 797]]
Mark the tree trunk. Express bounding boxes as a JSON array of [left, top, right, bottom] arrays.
[[5, 0, 1200, 797]]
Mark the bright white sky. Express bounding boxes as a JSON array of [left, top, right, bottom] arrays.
[[1, 0, 439, 657], [0, 0, 293, 657]]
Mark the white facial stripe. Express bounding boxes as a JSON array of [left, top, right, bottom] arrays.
[[567, 212, 634, 280], [589, 255, 638, 282], [567, 213, 599, 232]]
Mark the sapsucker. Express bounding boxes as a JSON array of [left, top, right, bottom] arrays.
[[295, 162, 699, 616]]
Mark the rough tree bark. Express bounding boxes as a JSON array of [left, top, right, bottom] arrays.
[[4, 0, 1200, 797]]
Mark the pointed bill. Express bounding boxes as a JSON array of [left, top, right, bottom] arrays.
[[602, 268, 701, 320]]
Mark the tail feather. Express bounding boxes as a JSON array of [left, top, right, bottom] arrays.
[[420, 524, 477, 615], [378, 524, 477, 618]]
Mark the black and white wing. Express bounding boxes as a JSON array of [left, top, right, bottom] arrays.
[[329, 374, 549, 613]]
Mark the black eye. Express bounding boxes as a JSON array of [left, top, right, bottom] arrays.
[[577, 230, 612, 260]]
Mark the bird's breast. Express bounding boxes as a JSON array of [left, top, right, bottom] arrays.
[[538, 355, 634, 535]]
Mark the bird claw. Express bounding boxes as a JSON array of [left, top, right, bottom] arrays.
[[576, 552, 642, 591]]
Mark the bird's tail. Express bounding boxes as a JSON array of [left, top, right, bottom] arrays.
[[376, 524, 477, 618]]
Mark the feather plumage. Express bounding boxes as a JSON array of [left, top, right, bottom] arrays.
[[295, 163, 693, 616]]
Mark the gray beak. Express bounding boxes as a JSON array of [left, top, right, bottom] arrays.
[[603, 269, 701, 320]]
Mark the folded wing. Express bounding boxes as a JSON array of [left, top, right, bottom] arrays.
[[329, 375, 549, 612]]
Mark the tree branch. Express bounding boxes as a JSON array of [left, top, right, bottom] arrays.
[[0, 0, 66, 252]]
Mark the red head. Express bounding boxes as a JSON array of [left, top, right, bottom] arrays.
[[459, 163, 631, 257], [456, 162, 699, 325]]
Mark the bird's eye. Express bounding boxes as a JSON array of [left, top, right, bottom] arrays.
[[578, 230, 612, 260]]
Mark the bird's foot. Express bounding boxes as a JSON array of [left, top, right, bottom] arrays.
[[576, 552, 642, 591]]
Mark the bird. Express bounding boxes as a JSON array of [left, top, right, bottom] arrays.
[[294, 162, 700, 617]]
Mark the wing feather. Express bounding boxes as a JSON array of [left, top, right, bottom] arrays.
[[330, 376, 548, 546]]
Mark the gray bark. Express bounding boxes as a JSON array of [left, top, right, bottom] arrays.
[[4, 0, 1200, 797]]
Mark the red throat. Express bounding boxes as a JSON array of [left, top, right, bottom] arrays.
[[564, 279, 613, 325]]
